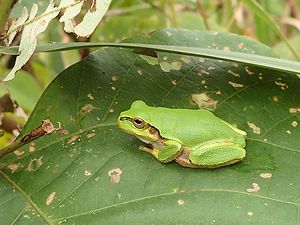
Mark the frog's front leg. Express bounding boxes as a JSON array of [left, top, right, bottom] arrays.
[[140, 140, 182, 163], [177, 140, 246, 168]]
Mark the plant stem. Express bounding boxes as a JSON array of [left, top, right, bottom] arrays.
[[196, 0, 210, 30], [0, 139, 27, 158]]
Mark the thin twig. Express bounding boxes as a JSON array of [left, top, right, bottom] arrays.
[[227, 1, 241, 32], [196, 0, 210, 30]]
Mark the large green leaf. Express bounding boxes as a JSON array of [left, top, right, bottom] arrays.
[[1, 29, 299, 224]]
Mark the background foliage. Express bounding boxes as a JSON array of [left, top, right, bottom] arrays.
[[0, 0, 300, 224], [1, 0, 300, 114]]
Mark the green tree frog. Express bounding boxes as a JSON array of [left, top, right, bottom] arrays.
[[118, 100, 246, 168]]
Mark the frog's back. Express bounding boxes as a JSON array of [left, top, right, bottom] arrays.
[[146, 106, 244, 146]]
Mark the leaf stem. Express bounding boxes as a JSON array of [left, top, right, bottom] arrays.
[[0, 139, 27, 158]]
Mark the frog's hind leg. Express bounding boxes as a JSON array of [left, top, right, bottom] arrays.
[[189, 141, 246, 168], [175, 148, 201, 168]]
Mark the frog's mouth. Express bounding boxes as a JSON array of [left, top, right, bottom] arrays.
[[119, 116, 131, 121]]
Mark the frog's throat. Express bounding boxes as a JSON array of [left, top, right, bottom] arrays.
[[136, 135, 155, 145]]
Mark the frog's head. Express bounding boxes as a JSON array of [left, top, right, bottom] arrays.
[[118, 100, 158, 143]]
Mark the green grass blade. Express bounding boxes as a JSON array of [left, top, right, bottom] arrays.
[[243, 0, 300, 61], [1, 42, 300, 74]]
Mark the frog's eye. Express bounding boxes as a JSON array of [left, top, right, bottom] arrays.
[[133, 118, 145, 129]]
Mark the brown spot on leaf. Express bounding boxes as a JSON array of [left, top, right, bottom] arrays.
[[191, 93, 218, 110], [259, 173, 272, 179], [245, 66, 254, 75], [228, 81, 244, 88], [7, 163, 20, 173], [200, 69, 209, 75], [275, 81, 288, 90], [108, 168, 122, 184], [291, 121, 298, 127], [27, 156, 43, 172], [43, 120, 57, 134], [247, 183, 260, 193], [87, 94, 94, 100], [272, 96, 279, 102], [289, 108, 300, 113], [81, 104, 96, 115], [14, 150, 24, 156], [29, 143, 36, 152], [111, 75, 118, 81], [86, 130, 95, 139], [247, 122, 261, 134], [177, 199, 184, 206], [137, 69, 143, 75], [46, 192, 56, 206], [67, 135, 79, 144], [228, 69, 240, 77], [84, 170, 92, 176], [247, 212, 254, 216]]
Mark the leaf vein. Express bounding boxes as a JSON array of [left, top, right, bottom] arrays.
[[53, 188, 300, 221], [0, 171, 54, 225]]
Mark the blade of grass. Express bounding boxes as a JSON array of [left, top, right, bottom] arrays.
[[243, 0, 300, 61], [1, 42, 300, 74]]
